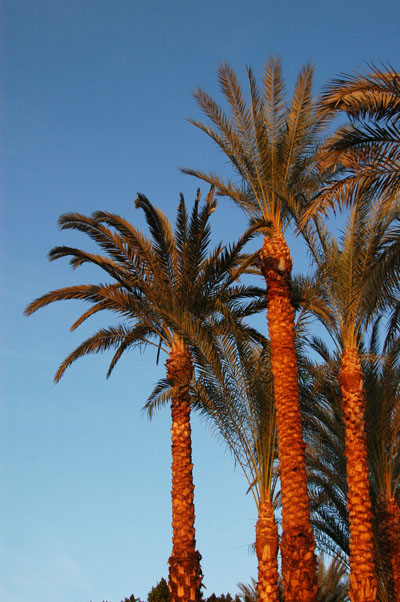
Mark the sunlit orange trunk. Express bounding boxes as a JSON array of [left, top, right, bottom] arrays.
[[255, 495, 280, 602], [166, 345, 202, 602], [339, 348, 378, 602], [260, 232, 318, 602], [375, 494, 400, 602]]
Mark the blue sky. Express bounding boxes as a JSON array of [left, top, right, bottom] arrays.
[[1, 1, 399, 601]]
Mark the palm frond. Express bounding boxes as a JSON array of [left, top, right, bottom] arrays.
[[143, 378, 172, 417], [25, 284, 103, 316], [54, 323, 152, 382], [319, 63, 400, 122], [134, 194, 177, 288], [185, 57, 327, 229], [307, 63, 400, 225]]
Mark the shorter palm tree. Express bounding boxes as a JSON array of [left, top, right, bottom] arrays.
[[364, 331, 400, 602], [147, 330, 280, 602], [195, 335, 280, 602], [302, 198, 400, 601], [302, 330, 400, 602], [25, 190, 262, 602]]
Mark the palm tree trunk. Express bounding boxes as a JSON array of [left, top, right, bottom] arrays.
[[375, 494, 400, 602], [260, 232, 318, 602], [339, 348, 378, 602], [255, 495, 280, 602], [166, 345, 203, 602]]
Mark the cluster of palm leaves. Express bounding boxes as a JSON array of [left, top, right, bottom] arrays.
[[26, 59, 400, 602]]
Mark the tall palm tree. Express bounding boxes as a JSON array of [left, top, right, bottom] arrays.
[[304, 198, 400, 602], [183, 56, 329, 602], [303, 64, 400, 221], [25, 190, 261, 602]]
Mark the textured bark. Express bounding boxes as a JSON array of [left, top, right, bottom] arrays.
[[260, 232, 318, 602], [375, 494, 400, 602], [255, 496, 280, 602], [339, 348, 378, 602], [166, 345, 203, 602]]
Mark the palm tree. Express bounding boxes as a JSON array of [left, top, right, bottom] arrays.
[[25, 190, 261, 602], [303, 64, 400, 221], [302, 329, 400, 602], [183, 56, 329, 602], [193, 334, 280, 602], [304, 198, 400, 602], [364, 332, 400, 602]]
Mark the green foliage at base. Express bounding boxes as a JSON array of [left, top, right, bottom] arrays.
[[147, 578, 170, 602], [96, 578, 245, 602], [204, 594, 241, 602]]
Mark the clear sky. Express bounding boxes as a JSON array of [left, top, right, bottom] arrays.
[[1, 1, 399, 601]]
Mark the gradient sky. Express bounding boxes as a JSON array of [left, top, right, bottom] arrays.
[[1, 1, 399, 601]]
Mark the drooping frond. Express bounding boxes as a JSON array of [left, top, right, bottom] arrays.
[[57, 212, 139, 269], [54, 323, 155, 382], [191, 332, 277, 506], [25, 284, 103, 316], [319, 63, 400, 122], [144, 378, 172, 418], [304, 64, 400, 223]]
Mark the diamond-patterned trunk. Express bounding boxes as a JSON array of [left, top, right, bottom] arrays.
[[166, 345, 202, 602], [255, 495, 280, 602], [260, 232, 318, 602], [339, 348, 378, 602]]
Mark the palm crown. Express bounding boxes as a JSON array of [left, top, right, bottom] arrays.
[[308, 198, 400, 352], [184, 56, 328, 232], [25, 189, 263, 380], [25, 189, 266, 602]]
